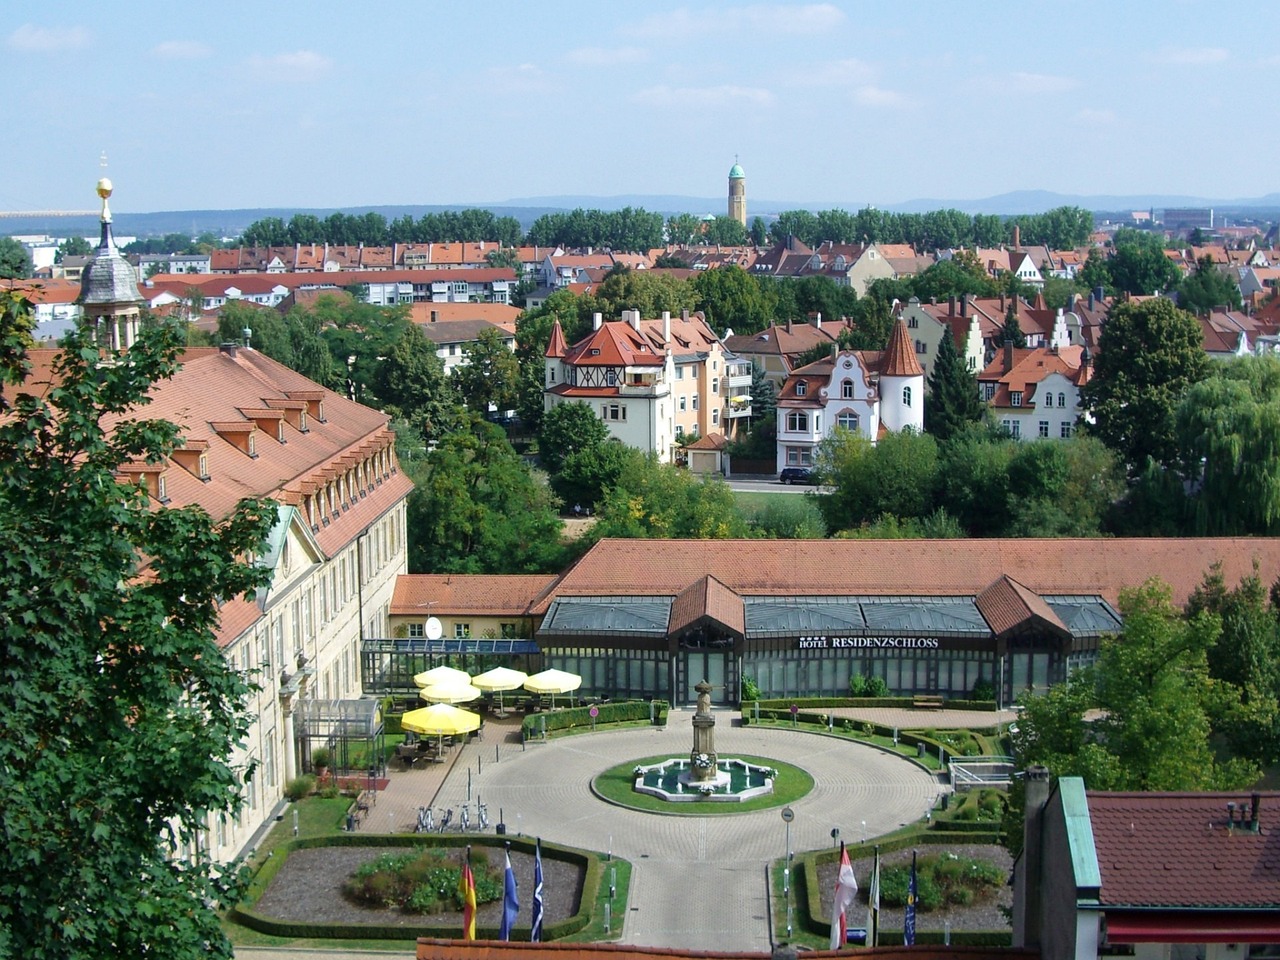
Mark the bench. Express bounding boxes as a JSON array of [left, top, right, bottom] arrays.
[[912, 695, 944, 710]]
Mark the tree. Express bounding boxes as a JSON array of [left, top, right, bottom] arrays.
[[1176, 355, 1280, 534], [55, 235, 93, 263], [1178, 255, 1242, 314], [1079, 247, 1111, 294], [665, 213, 701, 247], [0, 295, 275, 959], [590, 267, 697, 321], [405, 417, 564, 573], [702, 216, 748, 246], [374, 327, 461, 442], [0, 236, 32, 279], [454, 328, 520, 416], [590, 454, 747, 539], [750, 217, 768, 247], [816, 428, 940, 533], [538, 401, 611, 475], [999, 303, 1027, 348], [1081, 296, 1208, 472], [553, 440, 641, 510], [924, 329, 985, 441], [690, 264, 774, 335], [1108, 231, 1179, 296]]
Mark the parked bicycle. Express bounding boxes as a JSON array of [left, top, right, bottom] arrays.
[[437, 807, 453, 833]]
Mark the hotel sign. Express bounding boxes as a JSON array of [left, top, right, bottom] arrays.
[[796, 635, 941, 650]]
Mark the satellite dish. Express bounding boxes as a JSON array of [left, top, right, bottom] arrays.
[[425, 617, 443, 641]]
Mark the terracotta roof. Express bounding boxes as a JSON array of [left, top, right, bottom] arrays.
[[409, 302, 521, 331], [562, 321, 664, 368], [415, 319, 512, 346], [544, 320, 567, 359], [723, 321, 835, 359], [685, 432, 727, 450], [391, 575, 557, 616], [415, 941, 1031, 960], [149, 267, 516, 289], [530, 537, 1280, 613], [978, 345, 1089, 406], [1088, 790, 1280, 908], [668, 574, 745, 637], [2, 278, 81, 304], [975, 575, 1069, 639], [879, 319, 924, 377]]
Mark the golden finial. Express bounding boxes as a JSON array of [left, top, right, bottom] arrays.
[[96, 177, 113, 222]]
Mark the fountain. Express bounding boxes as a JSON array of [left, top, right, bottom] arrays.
[[632, 679, 777, 803]]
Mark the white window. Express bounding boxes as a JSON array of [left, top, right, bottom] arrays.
[[712, 409, 720, 425], [1011, 391, 1023, 407], [606, 369, 617, 386], [1039, 421, 1049, 437], [915, 340, 925, 353], [408, 622, 424, 638], [786, 411, 809, 432], [795, 381, 807, 397], [678, 367, 685, 380], [1060, 422, 1074, 438], [679, 396, 687, 412], [841, 380, 854, 399], [1058, 392, 1067, 407], [837, 411, 860, 431], [711, 377, 719, 394], [692, 396, 699, 411], [908, 316, 918, 328], [982, 383, 996, 401], [902, 386, 912, 407], [454, 623, 471, 639], [676, 424, 684, 438]]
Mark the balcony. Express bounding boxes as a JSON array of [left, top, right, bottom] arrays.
[[726, 394, 753, 418]]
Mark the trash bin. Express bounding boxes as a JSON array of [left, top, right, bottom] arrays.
[[941, 793, 950, 810], [346, 813, 355, 832], [917, 742, 926, 758], [496, 823, 506, 835]]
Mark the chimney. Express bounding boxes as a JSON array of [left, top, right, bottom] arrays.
[[1000, 293, 1007, 312], [948, 295, 956, 316], [663, 310, 671, 342], [1088, 292, 1096, 311], [815, 312, 822, 330], [593, 312, 603, 332], [682, 308, 690, 322], [1004, 340, 1015, 368], [786, 319, 793, 334], [1013, 224, 1021, 249], [1093, 285, 1105, 302], [1014, 765, 1052, 948], [628, 309, 640, 331], [219, 342, 238, 358], [930, 296, 937, 306], [960, 294, 969, 318], [1251, 792, 1262, 833]]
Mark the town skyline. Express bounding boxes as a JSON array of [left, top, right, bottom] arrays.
[[5, 1, 1278, 214]]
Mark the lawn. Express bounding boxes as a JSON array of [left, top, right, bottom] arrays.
[[733, 490, 803, 511], [593, 754, 813, 814]]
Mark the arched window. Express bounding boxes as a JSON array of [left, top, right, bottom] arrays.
[[795, 381, 807, 397], [841, 380, 854, 399], [902, 385, 912, 407], [786, 411, 809, 432], [1058, 392, 1067, 407], [837, 411, 860, 432]]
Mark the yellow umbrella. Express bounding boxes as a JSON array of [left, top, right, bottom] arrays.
[[523, 668, 583, 709], [418, 680, 483, 704], [413, 665, 471, 688], [471, 667, 529, 714], [401, 702, 482, 755]]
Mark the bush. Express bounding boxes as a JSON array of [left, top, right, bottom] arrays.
[[344, 847, 504, 914], [311, 747, 332, 770], [741, 675, 761, 702], [875, 853, 1003, 913], [284, 775, 316, 802], [849, 674, 889, 697], [970, 677, 996, 701]]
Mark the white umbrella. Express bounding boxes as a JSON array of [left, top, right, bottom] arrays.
[[471, 667, 529, 714], [523, 668, 583, 710], [413, 665, 471, 688], [418, 680, 483, 704]]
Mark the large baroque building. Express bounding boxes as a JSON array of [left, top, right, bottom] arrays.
[[33, 181, 413, 860]]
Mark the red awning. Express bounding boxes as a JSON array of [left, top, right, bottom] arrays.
[[1107, 912, 1280, 944]]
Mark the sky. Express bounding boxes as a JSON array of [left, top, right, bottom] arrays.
[[3, 1, 1277, 215]]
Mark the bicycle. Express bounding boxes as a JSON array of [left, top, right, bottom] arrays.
[[476, 801, 490, 831], [458, 802, 471, 832], [437, 807, 453, 833], [414, 806, 434, 834]]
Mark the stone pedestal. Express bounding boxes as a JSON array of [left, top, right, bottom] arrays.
[[690, 679, 717, 782]]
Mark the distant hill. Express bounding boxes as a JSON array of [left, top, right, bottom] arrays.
[[7, 191, 1280, 240]]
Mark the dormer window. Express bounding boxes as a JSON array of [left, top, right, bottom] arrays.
[[1011, 391, 1023, 407], [248, 433, 257, 457], [298, 409, 308, 432], [156, 473, 169, 504], [795, 381, 807, 397], [198, 454, 208, 480]]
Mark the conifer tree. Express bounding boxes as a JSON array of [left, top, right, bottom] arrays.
[[925, 329, 985, 441], [1000, 303, 1027, 348]]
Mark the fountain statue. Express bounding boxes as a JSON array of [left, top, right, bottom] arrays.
[[689, 679, 717, 783]]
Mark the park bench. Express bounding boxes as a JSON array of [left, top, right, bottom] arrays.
[[912, 694, 944, 710]]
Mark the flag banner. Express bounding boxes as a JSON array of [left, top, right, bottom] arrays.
[[459, 848, 477, 940], [903, 850, 917, 946], [500, 846, 520, 941], [829, 841, 858, 949], [531, 838, 545, 942], [867, 846, 881, 948]]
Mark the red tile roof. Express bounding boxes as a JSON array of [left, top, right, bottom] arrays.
[[879, 318, 924, 377], [1088, 791, 1280, 908], [668, 574, 744, 637], [544, 320, 567, 359], [531, 537, 1280, 613], [392, 575, 558, 617], [415, 941, 1033, 960], [975, 575, 1069, 640]]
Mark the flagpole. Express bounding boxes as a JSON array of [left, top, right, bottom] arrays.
[[531, 837, 545, 943], [870, 845, 880, 948]]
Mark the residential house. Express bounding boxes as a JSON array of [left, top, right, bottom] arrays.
[[722, 318, 841, 390], [977, 330, 1089, 441], [415, 318, 515, 375], [896, 296, 986, 382], [543, 309, 747, 460], [408, 302, 520, 335], [389, 575, 556, 643], [774, 318, 924, 472], [3, 278, 83, 342], [540, 251, 616, 289], [750, 237, 895, 296]]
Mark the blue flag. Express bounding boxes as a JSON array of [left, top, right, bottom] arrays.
[[499, 846, 519, 940], [903, 850, 917, 946], [529, 839, 545, 942]]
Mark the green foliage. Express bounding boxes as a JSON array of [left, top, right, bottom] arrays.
[[55, 235, 93, 262], [999, 303, 1027, 348], [925, 329, 985, 441], [553, 440, 642, 510], [525, 207, 664, 252], [741, 675, 762, 701], [876, 854, 1004, 911], [284, 776, 317, 802], [1178, 255, 1242, 314], [454, 327, 520, 416], [405, 416, 564, 574], [816, 429, 941, 533], [242, 209, 521, 248], [1107, 230, 1180, 296], [375, 327, 462, 443], [738, 493, 827, 538], [343, 848, 502, 913], [690, 264, 775, 336], [1004, 206, 1094, 249], [971, 677, 996, 701], [1081, 296, 1208, 472], [0, 236, 33, 279], [837, 509, 964, 539], [590, 454, 748, 540], [538, 401, 612, 475], [0, 307, 275, 960], [849, 673, 891, 697]]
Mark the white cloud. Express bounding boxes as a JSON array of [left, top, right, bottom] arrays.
[[152, 40, 212, 60], [566, 46, 647, 67], [1148, 46, 1228, 65], [246, 50, 333, 82], [7, 24, 89, 52], [630, 84, 774, 109], [1074, 107, 1117, 124], [629, 4, 843, 41]]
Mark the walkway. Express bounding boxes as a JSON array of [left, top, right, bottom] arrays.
[[237, 705, 1006, 958]]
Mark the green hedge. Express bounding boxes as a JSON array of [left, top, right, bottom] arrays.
[[520, 700, 669, 739], [233, 834, 601, 942], [945, 699, 998, 711], [873, 931, 1012, 946], [748, 696, 915, 711]]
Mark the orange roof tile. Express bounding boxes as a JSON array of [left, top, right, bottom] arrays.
[[879, 318, 924, 377], [668, 574, 745, 637], [392, 575, 558, 617]]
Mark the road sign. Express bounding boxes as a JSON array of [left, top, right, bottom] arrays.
[[589, 706, 599, 718], [781, 806, 794, 823]]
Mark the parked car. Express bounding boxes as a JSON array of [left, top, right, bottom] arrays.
[[779, 467, 816, 485]]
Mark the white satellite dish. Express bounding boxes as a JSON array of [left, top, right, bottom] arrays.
[[425, 616, 443, 641]]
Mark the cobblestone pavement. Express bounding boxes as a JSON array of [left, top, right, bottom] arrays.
[[241, 706, 993, 958]]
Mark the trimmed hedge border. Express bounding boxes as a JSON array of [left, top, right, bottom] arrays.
[[745, 696, 998, 712], [232, 834, 602, 942], [520, 700, 669, 739], [795, 829, 1003, 941], [742, 710, 1005, 766]]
